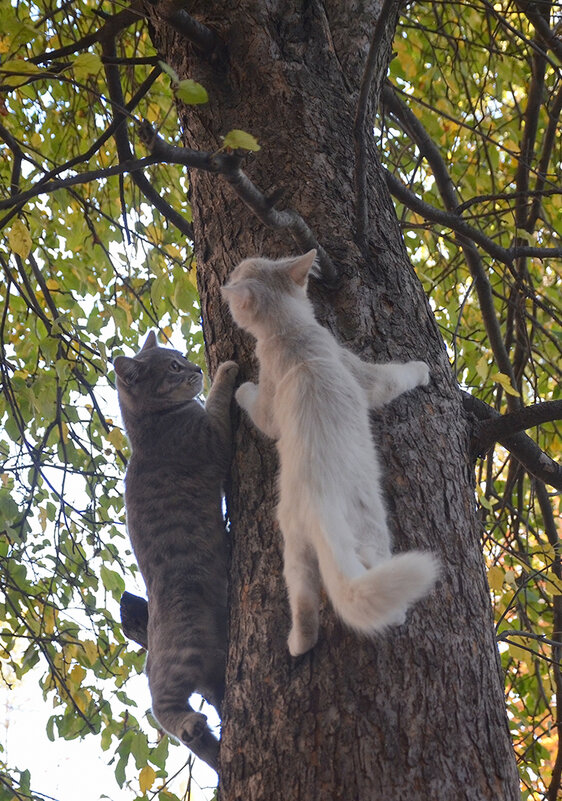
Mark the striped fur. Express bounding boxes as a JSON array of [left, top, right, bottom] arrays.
[[114, 332, 238, 770]]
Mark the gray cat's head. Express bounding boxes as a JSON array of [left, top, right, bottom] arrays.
[[113, 332, 203, 415], [221, 249, 317, 333]]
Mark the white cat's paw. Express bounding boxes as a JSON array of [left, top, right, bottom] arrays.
[[411, 361, 430, 387], [287, 626, 318, 658], [235, 381, 258, 411]]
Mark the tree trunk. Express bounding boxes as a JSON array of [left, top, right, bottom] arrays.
[[146, 2, 520, 799]]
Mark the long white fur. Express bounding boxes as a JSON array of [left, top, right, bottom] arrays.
[[222, 250, 439, 656]]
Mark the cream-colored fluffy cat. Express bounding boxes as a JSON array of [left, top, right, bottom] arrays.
[[222, 250, 438, 656]]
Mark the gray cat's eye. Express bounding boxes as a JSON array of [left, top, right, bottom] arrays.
[[169, 360, 181, 372]]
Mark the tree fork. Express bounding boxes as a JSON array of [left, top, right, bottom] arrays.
[[145, 1, 520, 799]]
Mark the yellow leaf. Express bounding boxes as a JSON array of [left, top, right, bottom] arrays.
[[39, 507, 48, 533], [508, 642, 530, 664], [43, 605, 56, 635], [105, 427, 126, 451], [69, 664, 87, 686], [74, 688, 92, 713], [139, 765, 156, 794], [487, 565, 505, 592], [490, 372, 520, 397], [475, 354, 490, 380], [45, 278, 59, 291], [544, 571, 562, 594], [116, 296, 133, 326], [80, 639, 98, 667], [504, 569, 516, 587], [7, 220, 32, 258]]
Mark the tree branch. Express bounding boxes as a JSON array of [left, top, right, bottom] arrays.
[[462, 392, 562, 490], [353, 0, 398, 249], [141, 123, 338, 282], [474, 400, 562, 453], [29, 1, 145, 65], [528, 82, 562, 232], [158, 0, 223, 55], [102, 38, 194, 239], [515, 1, 562, 62], [382, 83, 522, 404]]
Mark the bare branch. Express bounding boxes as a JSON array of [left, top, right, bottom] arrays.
[[462, 392, 562, 490], [141, 123, 338, 282], [159, 0, 223, 55], [353, 0, 398, 248], [528, 83, 562, 232], [382, 84, 521, 402], [101, 38, 194, 239], [29, 1, 145, 65], [515, 1, 562, 62], [474, 400, 562, 453]]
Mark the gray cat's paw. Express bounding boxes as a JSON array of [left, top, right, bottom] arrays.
[[179, 711, 208, 744], [216, 360, 239, 381]]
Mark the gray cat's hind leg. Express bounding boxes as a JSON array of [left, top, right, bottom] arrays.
[[147, 655, 220, 771]]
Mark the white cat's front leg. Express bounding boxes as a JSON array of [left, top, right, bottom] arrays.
[[236, 381, 279, 439], [341, 350, 430, 409], [366, 361, 430, 408]]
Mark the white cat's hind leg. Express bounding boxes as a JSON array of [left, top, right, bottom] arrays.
[[280, 527, 322, 657]]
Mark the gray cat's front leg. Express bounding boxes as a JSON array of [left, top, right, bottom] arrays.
[[236, 380, 279, 439], [205, 360, 239, 448]]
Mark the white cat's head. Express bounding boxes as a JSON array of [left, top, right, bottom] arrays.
[[221, 249, 317, 333]]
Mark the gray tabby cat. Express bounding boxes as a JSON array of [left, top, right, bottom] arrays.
[[222, 250, 438, 656], [114, 331, 238, 771]]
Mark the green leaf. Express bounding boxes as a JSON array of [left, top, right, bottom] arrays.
[[175, 79, 208, 105], [73, 52, 103, 80], [158, 60, 179, 84], [223, 128, 261, 151]]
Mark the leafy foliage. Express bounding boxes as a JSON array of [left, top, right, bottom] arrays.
[[0, 1, 559, 800]]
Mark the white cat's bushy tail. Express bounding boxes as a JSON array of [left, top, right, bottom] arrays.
[[316, 521, 439, 633]]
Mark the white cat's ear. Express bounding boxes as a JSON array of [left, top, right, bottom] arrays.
[[286, 249, 317, 286], [114, 356, 140, 385], [221, 283, 253, 308], [141, 331, 158, 351]]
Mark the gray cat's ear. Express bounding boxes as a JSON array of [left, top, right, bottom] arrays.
[[141, 331, 158, 351], [286, 249, 317, 286], [114, 356, 140, 385]]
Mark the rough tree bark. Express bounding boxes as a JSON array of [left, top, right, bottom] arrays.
[[146, 2, 520, 799]]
